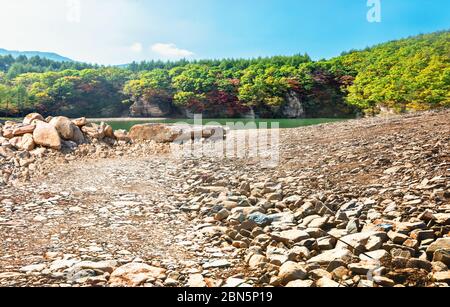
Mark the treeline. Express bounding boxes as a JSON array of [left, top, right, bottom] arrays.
[[0, 31, 448, 118]]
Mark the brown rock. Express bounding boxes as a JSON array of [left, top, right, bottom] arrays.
[[49, 116, 76, 140], [129, 124, 183, 143], [109, 263, 166, 287], [9, 134, 35, 151], [277, 261, 307, 285], [433, 250, 450, 266], [23, 113, 44, 125], [426, 238, 450, 257], [33, 121, 61, 150], [103, 123, 115, 139], [72, 117, 87, 127], [432, 271, 450, 283], [82, 123, 105, 139], [12, 124, 35, 137], [114, 129, 131, 142]]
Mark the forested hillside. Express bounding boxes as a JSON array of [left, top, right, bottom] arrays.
[[0, 31, 448, 118]]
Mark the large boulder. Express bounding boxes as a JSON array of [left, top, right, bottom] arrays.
[[129, 124, 226, 143], [49, 116, 76, 140], [23, 113, 44, 125], [51, 116, 85, 144], [33, 121, 61, 150], [129, 124, 183, 143]]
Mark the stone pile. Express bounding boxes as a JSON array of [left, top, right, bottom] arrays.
[[0, 113, 226, 185]]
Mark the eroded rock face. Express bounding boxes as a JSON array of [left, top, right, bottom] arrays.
[[281, 91, 305, 118], [129, 98, 172, 117], [32, 121, 61, 150]]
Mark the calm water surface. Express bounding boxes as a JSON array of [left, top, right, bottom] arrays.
[[102, 118, 348, 131]]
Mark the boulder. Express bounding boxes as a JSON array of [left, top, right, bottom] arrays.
[[129, 124, 226, 143], [103, 123, 115, 139], [82, 123, 105, 139], [9, 134, 35, 151], [72, 117, 87, 127], [49, 116, 76, 140], [23, 113, 44, 125], [12, 124, 35, 137], [129, 124, 183, 143], [33, 121, 61, 150], [71, 126, 85, 145]]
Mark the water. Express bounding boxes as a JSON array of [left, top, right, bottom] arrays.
[[103, 118, 347, 131]]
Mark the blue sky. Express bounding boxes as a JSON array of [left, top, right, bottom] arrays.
[[0, 0, 449, 64]]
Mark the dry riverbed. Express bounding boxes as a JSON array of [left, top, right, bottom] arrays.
[[0, 110, 449, 287]]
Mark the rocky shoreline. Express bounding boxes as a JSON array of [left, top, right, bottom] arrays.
[[0, 110, 449, 287]]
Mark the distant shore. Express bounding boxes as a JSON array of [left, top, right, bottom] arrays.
[[87, 117, 169, 122]]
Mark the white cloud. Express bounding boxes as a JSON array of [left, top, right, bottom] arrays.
[[130, 42, 143, 53], [151, 43, 194, 59]]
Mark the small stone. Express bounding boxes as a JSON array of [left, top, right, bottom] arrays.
[[348, 262, 379, 275], [277, 261, 307, 285], [433, 250, 450, 266], [388, 231, 409, 245], [286, 279, 313, 287], [203, 259, 231, 269], [247, 212, 272, 227], [187, 274, 206, 287], [274, 229, 310, 243], [316, 277, 340, 287], [109, 263, 166, 287], [426, 238, 450, 257], [373, 276, 395, 288], [307, 248, 352, 265], [214, 209, 230, 221], [248, 254, 268, 270], [432, 271, 450, 283], [20, 264, 46, 273], [309, 269, 332, 280]]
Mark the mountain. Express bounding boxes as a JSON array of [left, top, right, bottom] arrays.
[[0, 48, 73, 62]]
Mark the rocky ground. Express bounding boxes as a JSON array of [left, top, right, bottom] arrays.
[[0, 110, 449, 287]]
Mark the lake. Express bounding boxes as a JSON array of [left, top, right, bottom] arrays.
[[99, 118, 348, 131]]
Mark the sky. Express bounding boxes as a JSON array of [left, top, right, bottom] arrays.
[[0, 0, 449, 65]]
